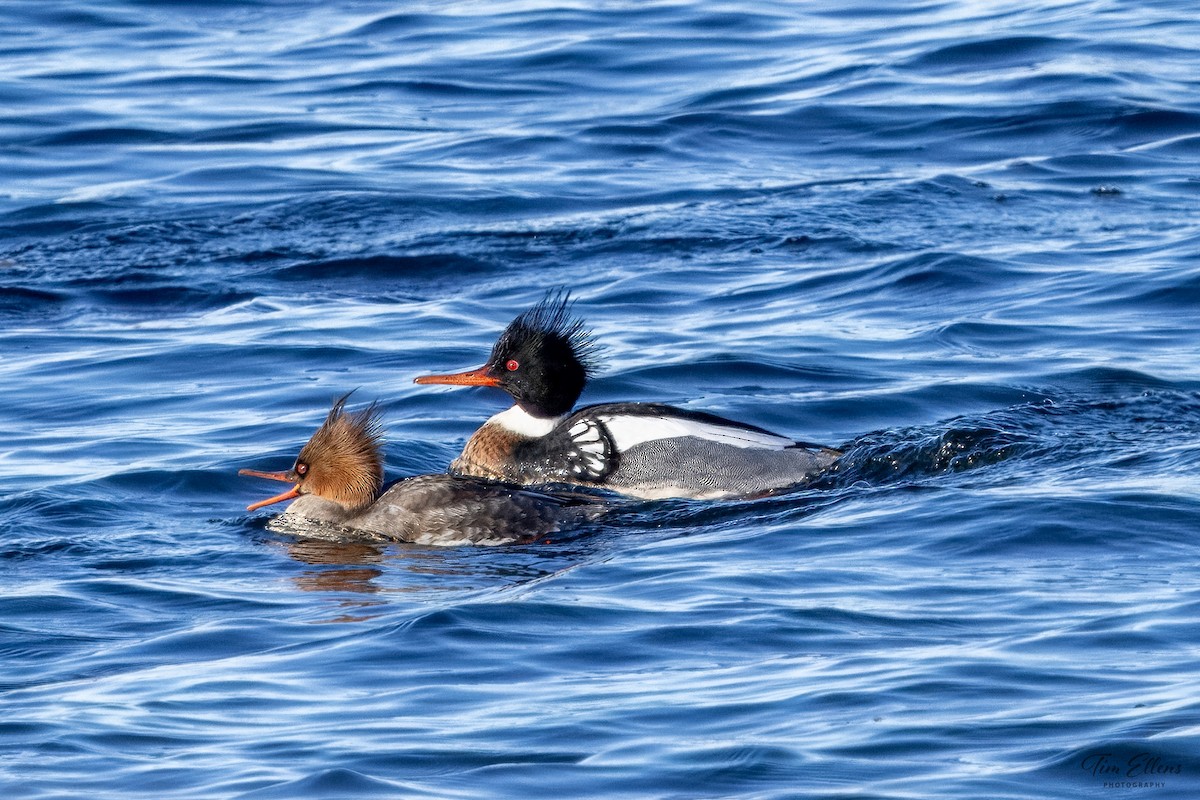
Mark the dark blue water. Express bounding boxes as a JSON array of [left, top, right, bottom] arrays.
[[4, 1, 1200, 797]]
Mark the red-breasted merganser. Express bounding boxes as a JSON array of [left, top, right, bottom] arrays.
[[240, 394, 595, 545], [414, 294, 841, 500]]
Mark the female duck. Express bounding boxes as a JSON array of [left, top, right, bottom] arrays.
[[240, 394, 593, 546]]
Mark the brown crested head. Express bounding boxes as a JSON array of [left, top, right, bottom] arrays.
[[241, 392, 384, 513], [295, 393, 384, 510]]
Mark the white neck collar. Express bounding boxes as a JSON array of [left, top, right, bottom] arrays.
[[488, 405, 561, 438]]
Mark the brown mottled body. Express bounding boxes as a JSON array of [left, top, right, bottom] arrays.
[[450, 426, 518, 481]]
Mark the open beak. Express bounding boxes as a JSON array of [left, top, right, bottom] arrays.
[[413, 365, 500, 387], [239, 468, 301, 511]]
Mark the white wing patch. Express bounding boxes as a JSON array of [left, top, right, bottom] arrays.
[[598, 413, 792, 451], [566, 419, 610, 479]]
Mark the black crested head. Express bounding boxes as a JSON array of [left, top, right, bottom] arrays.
[[488, 290, 600, 417]]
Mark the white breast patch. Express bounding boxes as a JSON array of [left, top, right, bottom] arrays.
[[597, 413, 792, 451]]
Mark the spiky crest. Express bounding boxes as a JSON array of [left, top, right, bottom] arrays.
[[295, 392, 385, 511], [492, 290, 601, 379]]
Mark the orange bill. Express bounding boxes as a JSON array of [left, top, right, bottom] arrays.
[[245, 486, 301, 511], [239, 468, 301, 511], [239, 468, 293, 483], [413, 365, 500, 387]]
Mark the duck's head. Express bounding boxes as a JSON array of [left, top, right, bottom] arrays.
[[240, 393, 384, 513], [414, 291, 600, 418]]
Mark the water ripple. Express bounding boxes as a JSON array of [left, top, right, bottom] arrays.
[[3, 1, 1200, 798]]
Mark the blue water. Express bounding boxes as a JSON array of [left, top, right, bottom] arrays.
[[4, 1, 1200, 796]]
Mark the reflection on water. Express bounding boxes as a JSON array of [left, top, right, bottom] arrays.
[[267, 525, 604, 610]]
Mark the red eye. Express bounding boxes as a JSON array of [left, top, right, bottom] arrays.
[[506, 359, 520, 371], [295, 462, 308, 476]]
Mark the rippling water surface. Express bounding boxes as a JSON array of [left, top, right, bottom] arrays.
[[4, 1, 1200, 797]]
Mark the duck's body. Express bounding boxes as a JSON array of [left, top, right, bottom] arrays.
[[241, 395, 593, 546], [416, 294, 840, 500], [451, 402, 838, 500], [273, 473, 588, 546]]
